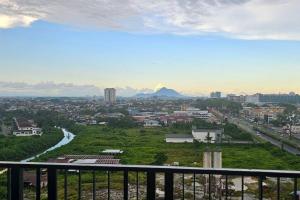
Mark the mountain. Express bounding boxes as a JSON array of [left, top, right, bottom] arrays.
[[135, 87, 184, 98]]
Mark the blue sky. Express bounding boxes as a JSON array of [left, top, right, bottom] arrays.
[[1, 0, 300, 96]]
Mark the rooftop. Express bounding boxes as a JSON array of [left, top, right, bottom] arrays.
[[165, 134, 194, 139]]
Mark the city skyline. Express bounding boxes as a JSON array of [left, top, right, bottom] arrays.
[[1, 0, 300, 96], [0, 81, 299, 97]]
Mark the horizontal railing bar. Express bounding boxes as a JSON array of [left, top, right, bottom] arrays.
[[1, 161, 300, 177]]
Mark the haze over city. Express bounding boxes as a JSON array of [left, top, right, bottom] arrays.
[[1, 0, 300, 96]]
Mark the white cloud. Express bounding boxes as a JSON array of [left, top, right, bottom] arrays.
[[0, 82, 154, 97], [0, 14, 37, 28], [1, 0, 300, 40]]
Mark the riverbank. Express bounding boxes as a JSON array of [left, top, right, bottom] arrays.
[[22, 128, 75, 162], [0, 127, 63, 161]]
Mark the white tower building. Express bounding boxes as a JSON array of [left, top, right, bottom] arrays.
[[104, 88, 116, 104]]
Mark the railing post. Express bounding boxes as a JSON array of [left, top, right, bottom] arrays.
[[165, 171, 173, 200], [78, 170, 81, 200], [123, 170, 128, 200], [147, 171, 155, 200], [36, 168, 41, 200], [7, 168, 11, 200], [10, 167, 23, 200], [277, 177, 280, 200], [294, 178, 298, 200], [259, 176, 263, 200], [47, 168, 57, 200]]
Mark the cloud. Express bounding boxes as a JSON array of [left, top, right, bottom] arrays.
[[1, 0, 300, 40], [0, 82, 153, 97], [0, 14, 37, 28]]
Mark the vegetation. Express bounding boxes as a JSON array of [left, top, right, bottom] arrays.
[[105, 117, 139, 128], [0, 127, 63, 161], [194, 99, 242, 115], [171, 119, 220, 131], [36, 125, 300, 170], [224, 123, 253, 141], [0, 110, 70, 199], [152, 152, 168, 165]]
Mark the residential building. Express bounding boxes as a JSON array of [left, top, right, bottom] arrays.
[[13, 118, 42, 136], [242, 106, 284, 122], [144, 119, 161, 127], [104, 88, 116, 104], [173, 107, 211, 119]]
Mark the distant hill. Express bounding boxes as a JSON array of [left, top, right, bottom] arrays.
[[135, 87, 185, 98]]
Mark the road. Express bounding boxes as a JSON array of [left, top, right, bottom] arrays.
[[229, 117, 300, 155]]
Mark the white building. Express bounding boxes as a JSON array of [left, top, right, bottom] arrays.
[[13, 118, 42, 136], [165, 134, 194, 143], [192, 129, 222, 143], [245, 94, 260, 104], [174, 108, 211, 119], [144, 120, 161, 127], [104, 88, 116, 104]]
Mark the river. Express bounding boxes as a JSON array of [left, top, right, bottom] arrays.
[[0, 128, 75, 175], [21, 128, 75, 162]]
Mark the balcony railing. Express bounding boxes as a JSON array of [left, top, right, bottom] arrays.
[[1, 161, 300, 200]]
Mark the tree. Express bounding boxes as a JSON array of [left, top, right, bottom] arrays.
[[152, 152, 168, 165]]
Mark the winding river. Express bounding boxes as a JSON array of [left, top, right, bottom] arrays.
[[0, 128, 75, 175], [21, 128, 75, 162]]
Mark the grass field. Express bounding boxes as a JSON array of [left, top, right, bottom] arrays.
[[8, 125, 300, 199], [38, 125, 300, 170]]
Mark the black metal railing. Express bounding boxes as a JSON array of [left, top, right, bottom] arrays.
[[1, 161, 300, 200]]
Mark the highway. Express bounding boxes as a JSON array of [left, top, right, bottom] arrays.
[[229, 117, 300, 155]]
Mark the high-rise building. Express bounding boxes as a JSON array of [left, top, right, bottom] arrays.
[[210, 91, 221, 98], [104, 88, 116, 104]]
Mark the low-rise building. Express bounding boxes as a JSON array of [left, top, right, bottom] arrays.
[[13, 118, 42, 136], [173, 108, 211, 119], [165, 134, 194, 143], [48, 154, 120, 165], [242, 106, 284, 122], [144, 119, 161, 127]]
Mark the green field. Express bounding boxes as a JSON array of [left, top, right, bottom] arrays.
[[38, 125, 300, 170], [2, 124, 300, 199]]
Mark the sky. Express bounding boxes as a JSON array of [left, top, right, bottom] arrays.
[[0, 0, 300, 97]]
